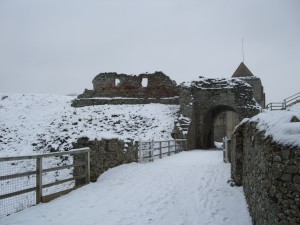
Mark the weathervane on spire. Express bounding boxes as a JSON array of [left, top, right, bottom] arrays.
[[242, 38, 245, 63]]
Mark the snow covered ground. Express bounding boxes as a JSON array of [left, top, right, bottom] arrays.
[[1, 93, 298, 224], [0, 150, 252, 225], [241, 102, 300, 147], [0, 94, 179, 156], [0, 93, 180, 217]]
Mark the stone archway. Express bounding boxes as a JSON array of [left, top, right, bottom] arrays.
[[203, 105, 237, 148], [178, 78, 260, 149]]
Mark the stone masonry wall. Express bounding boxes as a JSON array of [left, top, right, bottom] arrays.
[[241, 77, 265, 108], [72, 97, 179, 107], [231, 122, 300, 225], [91, 72, 178, 98], [72, 71, 179, 107], [171, 85, 195, 150], [73, 137, 138, 184]]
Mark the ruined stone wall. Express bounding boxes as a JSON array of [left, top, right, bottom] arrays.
[[73, 71, 180, 107], [72, 97, 179, 107], [73, 137, 138, 184], [174, 78, 260, 149], [241, 77, 265, 108], [231, 122, 300, 225], [171, 85, 195, 149], [192, 78, 259, 149], [79, 71, 179, 99]]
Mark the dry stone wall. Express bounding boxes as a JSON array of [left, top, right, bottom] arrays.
[[73, 137, 138, 184], [231, 122, 300, 225]]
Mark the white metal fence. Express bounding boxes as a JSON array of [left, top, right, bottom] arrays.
[[0, 148, 90, 217], [138, 139, 187, 163]]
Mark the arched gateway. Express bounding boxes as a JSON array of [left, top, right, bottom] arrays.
[[174, 63, 265, 149], [194, 78, 260, 148]]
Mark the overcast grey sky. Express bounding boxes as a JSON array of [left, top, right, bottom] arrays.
[[0, 0, 299, 103]]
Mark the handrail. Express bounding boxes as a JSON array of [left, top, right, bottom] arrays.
[[266, 92, 300, 111], [139, 139, 187, 162], [265, 102, 285, 110], [284, 92, 300, 107], [140, 139, 186, 144], [283, 92, 300, 102], [0, 148, 90, 162]]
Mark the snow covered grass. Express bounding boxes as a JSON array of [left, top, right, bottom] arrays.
[[0, 93, 180, 217], [0, 94, 179, 156], [243, 102, 300, 147], [0, 150, 252, 225]]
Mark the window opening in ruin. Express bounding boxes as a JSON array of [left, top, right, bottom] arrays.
[[115, 78, 121, 87], [142, 78, 148, 87]]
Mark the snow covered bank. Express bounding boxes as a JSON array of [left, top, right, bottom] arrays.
[[0, 151, 252, 225], [242, 102, 300, 147], [0, 94, 179, 156]]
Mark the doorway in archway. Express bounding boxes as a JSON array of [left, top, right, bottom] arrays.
[[202, 105, 240, 149], [213, 111, 239, 147]]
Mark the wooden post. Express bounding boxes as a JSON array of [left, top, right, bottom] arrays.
[[185, 140, 188, 151], [168, 141, 170, 156], [175, 140, 177, 153], [36, 157, 43, 204], [159, 142, 162, 159], [139, 139, 143, 163], [151, 139, 154, 162], [85, 151, 90, 184]]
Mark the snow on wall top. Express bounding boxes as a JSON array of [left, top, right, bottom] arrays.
[[181, 77, 252, 89], [245, 103, 300, 147], [0, 94, 179, 156]]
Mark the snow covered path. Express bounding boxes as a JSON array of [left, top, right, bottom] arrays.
[[0, 150, 252, 225]]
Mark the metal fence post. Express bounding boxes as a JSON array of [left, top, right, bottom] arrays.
[[168, 141, 170, 156], [36, 157, 43, 204]]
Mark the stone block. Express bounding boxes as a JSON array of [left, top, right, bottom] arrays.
[[286, 165, 299, 174], [293, 175, 300, 184], [281, 174, 292, 182], [281, 149, 290, 160]]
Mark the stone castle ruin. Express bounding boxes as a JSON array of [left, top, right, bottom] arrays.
[[72, 72, 180, 106], [73, 62, 265, 149], [176, 76, 261, 149], [72, 65, 300, 225]]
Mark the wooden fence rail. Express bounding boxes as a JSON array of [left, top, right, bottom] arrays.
[[0, 147, 90, 216], [139, 139, 187, 163]]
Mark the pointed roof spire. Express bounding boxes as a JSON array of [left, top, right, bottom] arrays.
[[232, 62, 254, 77]]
